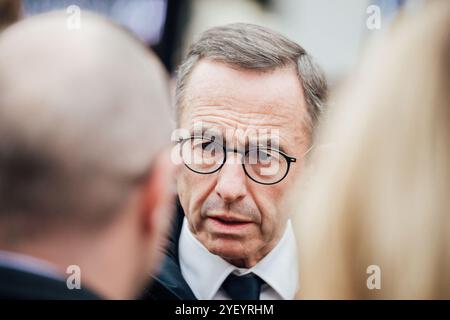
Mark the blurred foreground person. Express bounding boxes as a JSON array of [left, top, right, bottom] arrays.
[[294, 1, 449, 299], [0, 11, 174, 299]]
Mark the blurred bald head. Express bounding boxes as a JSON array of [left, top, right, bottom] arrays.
[[0, 11, 172, 240]]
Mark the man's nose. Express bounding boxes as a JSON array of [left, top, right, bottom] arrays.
[[215, 154, 247, 203]]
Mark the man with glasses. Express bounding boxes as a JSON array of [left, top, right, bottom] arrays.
[[143, 23, 327, 300]]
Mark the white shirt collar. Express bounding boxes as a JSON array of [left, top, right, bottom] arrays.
[[179, 218, 298, 300], [0, 250, 63, 281]]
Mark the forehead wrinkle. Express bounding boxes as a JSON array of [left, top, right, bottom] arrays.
[[184, 103, 306, 153], [187, 102, 296, 128], [185, 115, 301, 156]]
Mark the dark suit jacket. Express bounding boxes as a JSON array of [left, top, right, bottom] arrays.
[[0, 265, 101, 300], [140, 199, 196, 300]]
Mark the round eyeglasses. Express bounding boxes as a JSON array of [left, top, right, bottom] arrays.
[[178, 136, 297, 185]]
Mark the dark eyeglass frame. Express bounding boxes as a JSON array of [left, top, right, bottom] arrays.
[[178, 136, 298, 185]]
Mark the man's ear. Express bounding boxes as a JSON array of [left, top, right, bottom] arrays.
[[140, 151, 177, 236]]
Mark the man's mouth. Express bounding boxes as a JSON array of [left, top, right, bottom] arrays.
[[208, 214, 254, 230]]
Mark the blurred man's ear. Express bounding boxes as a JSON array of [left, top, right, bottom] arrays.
[[140, 150, 177, 245]]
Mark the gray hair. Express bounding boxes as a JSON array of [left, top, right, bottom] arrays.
[[175, 23, 328, 134]]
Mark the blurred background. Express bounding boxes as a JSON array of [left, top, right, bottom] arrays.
[[1, 0, 426, 85]]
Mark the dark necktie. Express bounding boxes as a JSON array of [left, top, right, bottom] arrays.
[[221, 272, 264, 300]]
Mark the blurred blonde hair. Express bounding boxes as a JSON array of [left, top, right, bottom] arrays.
[[294, 1, 450, 299]]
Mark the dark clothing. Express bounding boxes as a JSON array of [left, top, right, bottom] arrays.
[[0, 265, 101, 300], [140, 199, 196, 300], [222, 273, 264, 300]]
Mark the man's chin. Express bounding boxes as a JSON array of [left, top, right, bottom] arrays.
[[205, 238, 255, 262]]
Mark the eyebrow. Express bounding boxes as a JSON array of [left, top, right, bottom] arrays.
[[189, 126, 288, 154], [191, 126, 223, 139]]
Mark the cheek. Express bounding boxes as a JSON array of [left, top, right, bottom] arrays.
[[177, 170, 215, 225], [254, 186, 288, 236], [289, 163, 304, 183]]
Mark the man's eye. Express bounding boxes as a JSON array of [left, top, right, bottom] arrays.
[[258, 150, 272, 161], [201, 141, 214, 150], [192, 140, 214, 150]]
